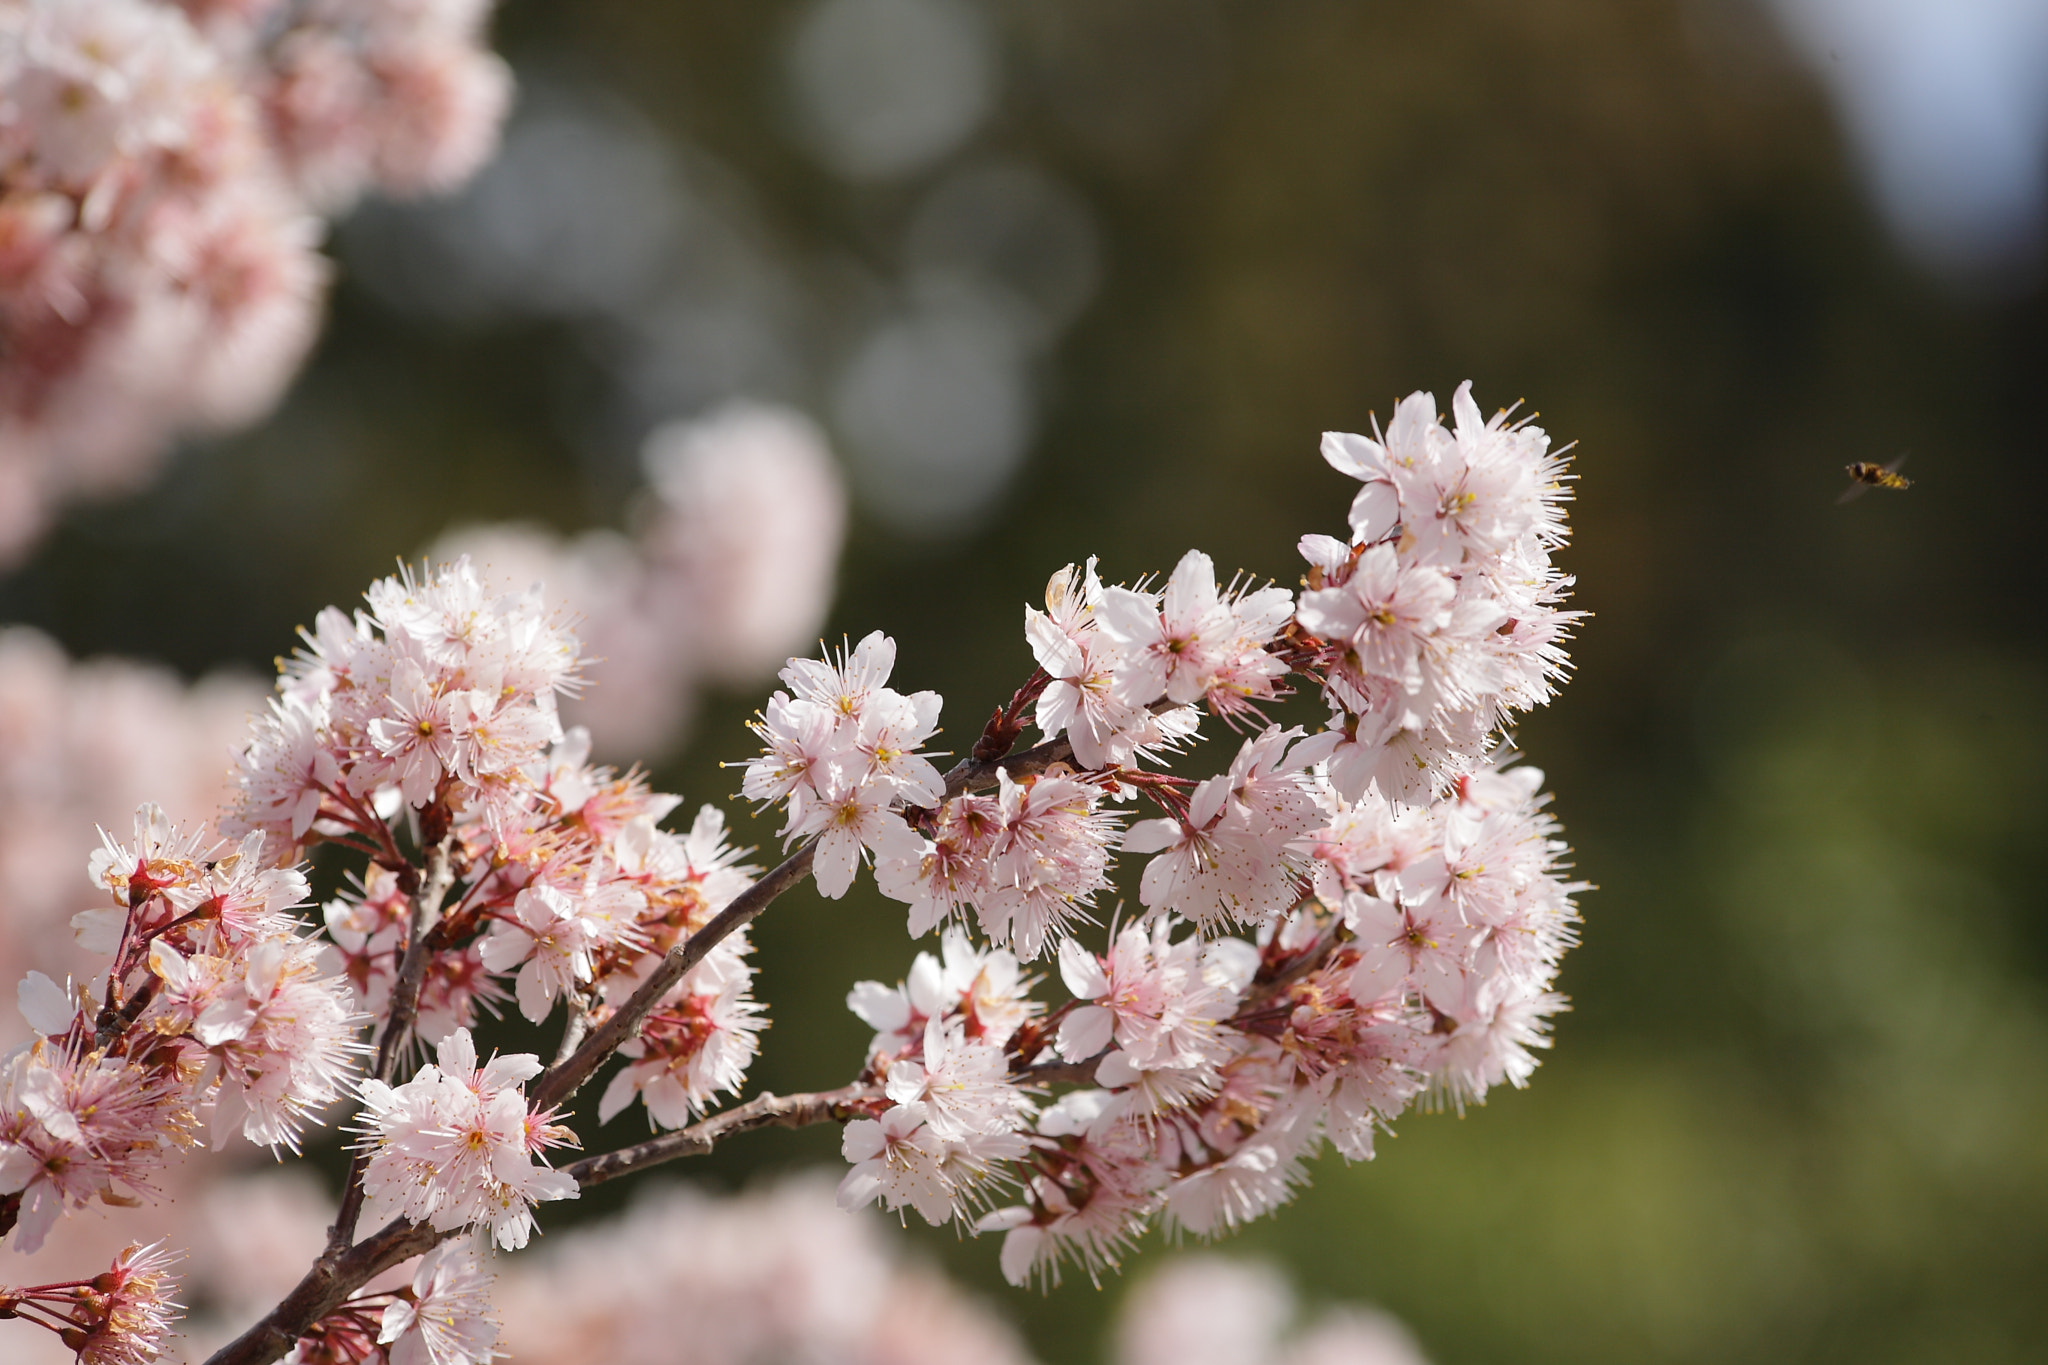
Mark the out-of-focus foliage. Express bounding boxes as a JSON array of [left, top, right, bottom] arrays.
[[1240, 645, 2048, 1365], [0, 2, 2040, 1363]]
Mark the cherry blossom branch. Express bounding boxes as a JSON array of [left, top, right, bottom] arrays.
[[563, 1082, 882, 1188], [526, 843, 816, 1113], [565, 1024, 1113, 1193], [210, 685, 1093, 1365], [528, 727, 1085, 1113], [92, 883, 161, 1048], [568, 1029, 1108, 1192]]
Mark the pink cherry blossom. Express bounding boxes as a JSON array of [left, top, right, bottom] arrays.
[[355, 1027, 578, 1249]]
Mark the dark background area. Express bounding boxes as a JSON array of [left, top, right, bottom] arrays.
[[3, 2, 2044, 1361]]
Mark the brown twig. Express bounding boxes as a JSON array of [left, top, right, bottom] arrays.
[[972, 668, 1051, 762], [1238, 900, 1345, 1012], [372, 838, 456, 1085], [564, 1083, 882, 1188], [526, 840, 820, 1114]]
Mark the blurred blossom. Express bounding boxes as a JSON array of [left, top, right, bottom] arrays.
[[1763, 0, 2048, 280], [1284, 1313, 1436, 1365], [1117, 1258, 1297, 1365], [190, 1171, 335, 1329], [1117, 1257, 1430, 1365], [494, 1180, 1430, 1365], [494, 1177, 1036, 1365], [435, 400, 846, 760], [906, 160, 1102, 349], [0, 0, 512, 566], [0, 628, 258, 1035], [785, 0, 997, 180], [841, 159, 1101, 531], [639, 403, 847, 683], [832, 300, 1033, 530]]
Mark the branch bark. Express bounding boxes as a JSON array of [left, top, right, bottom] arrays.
[[1014, 1056, 1099, 1088], [563, 1083, 880, 1189]]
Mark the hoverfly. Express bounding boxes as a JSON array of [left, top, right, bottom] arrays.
[[1838, 453, 1911, 504]]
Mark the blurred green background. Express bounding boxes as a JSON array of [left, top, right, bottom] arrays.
[[5, 2, 2046, 1361]]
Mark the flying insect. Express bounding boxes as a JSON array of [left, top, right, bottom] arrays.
[[1838, 453, 1911, 504]]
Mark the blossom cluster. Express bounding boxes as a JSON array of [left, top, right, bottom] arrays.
[[208, 1235, 500, 1365], [233, 557, 765, 1131], [2, 559, 767, 1357], [741, 629, 945, 898], [1298, 382, 1576, 799], [0, 381, 1577, 1365], [805, 385, 1582, 1287], [1, 804, 362, 1256], [0, 0, 511, 563], [354, 1029, 575, 1250], [838, 929, 1043, 1224]]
